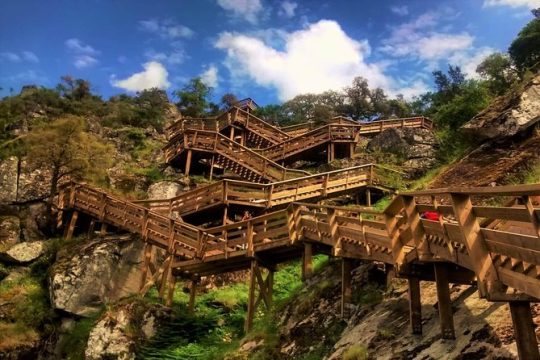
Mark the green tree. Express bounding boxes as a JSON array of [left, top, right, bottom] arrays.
[[220, 93, 239, 110], [174, 77, 216, 117], [24, 116, 112, 230], [476, 53, 518, 95], [509, 18, 540, 74]]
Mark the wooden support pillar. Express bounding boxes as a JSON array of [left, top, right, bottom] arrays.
[[65, 210, 79, 240], [408, 277, 422, 335], [87, 219, 96, 239], [341, 258, 352, 318], [229, 126, 235, 140], [509, 301, 540, 360], [366, 188, 372, 207], [327, 143, 335, 162], [385, 264, 395, 287], [209, 155, 215, 181], [100, 222, 108, 236], [188, 279, 198, 314], [165, 276, 176, 307], [185, 149, 193, 176], [139, 244, 153, 292], [434, 264, 455, 340], [245, 260, 257, 332], [349, 142, 355, 158], [302, 243, 314, 281], [267, 270, 274, 309]]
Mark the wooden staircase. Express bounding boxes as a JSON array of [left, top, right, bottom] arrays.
[[163, 129, 309, 182]]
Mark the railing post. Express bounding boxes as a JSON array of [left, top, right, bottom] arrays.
[[246, 220, 254, 257], [434, 263, 455, 339], [408, 276, 422, 334], [450, 193, 503, 298], [402, 195, 431, 261], [509, 301, 540, 360], [341, 258, 352, 318]]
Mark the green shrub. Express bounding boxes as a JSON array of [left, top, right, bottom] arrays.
[[343, 344, 368, 360]]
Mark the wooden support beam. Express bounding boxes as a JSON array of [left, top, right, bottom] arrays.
[[188, 279, 198, 313], [185, 149, 193, 176], [245, 260, 257, 332], [87, 219, 96, 239], [99, 222, 108, 236], [434, 264, 455, 340], [209, 155, 215, 181], [366, 188, 372, 207], [165, 276, 176, 307], [408, 277, 422, 335], [341, 258, 352, 318], [509, 301, 540, 360], [349, 142, 355, 158], [302, 243, 314, 281], [65, 210, 79, 240], [327, 143, 335, 162], [139, 244, 153, 293]]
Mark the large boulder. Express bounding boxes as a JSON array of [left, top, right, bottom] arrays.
[[16, 159, 51, 202], [366, 127, 438, 176], [49, 235, 145, 316], [146, 181, 184, 199], [462, 72, 540, 140], [18, 203, 48, 241], [85, 301, 169, 360], [0, 157, 18, 203], [0, 216, 20, 253], [1, 240, 45, 264]]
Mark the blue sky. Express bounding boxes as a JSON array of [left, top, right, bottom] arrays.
[[0, 0, 538, 104]]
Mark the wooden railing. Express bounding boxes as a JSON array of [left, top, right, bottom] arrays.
[[163, 129, 308, 182], [135, 164, 382, 216], [59, 181, 540, 302]]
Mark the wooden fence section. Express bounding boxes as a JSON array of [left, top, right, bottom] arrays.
[[134, 164, 383, 217], [163, 129, 308, 182], [57, 182, 540, 359]]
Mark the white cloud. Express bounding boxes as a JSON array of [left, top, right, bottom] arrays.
[[65, 38, 99, 68], [1, 52, 21, 62], [279, 1, 298, 18], [381, 11, 475, 63], [390, 5, 409, 16], [1, 51, 39, 63], [139, 19, 194, 39], [449, 47, 496, 78], [200, 65, 219, 87], [217, 0, 263, 24], [74, 55, 98, 69], [145, 49, 186, 65], [483, 0, 540, 8], [111, 61, 170, 92], [65, 38, 99, 55], [215, 20, 425, 100], [22, 51, 39, 63]]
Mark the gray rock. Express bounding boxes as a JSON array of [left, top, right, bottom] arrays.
[[462, 72, 540, 140], [0, 157, 18, 203], [0, 216, 20, 252], [19, 202, 48, 241], [147, 181, 184, 200], [85, 301, 169, 360], [49, 235, 145, 316], [17, 159, 51, 202], [1, 240, 45, 264]]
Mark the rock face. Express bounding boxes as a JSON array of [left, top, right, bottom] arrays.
[[0, 216, 20, 252], [147, 181, 184, 199], [85, 301, 169, 360], [462, 72, 540, 140], [366, 127, 438, 176], [16, 159, 51, 202], [1, 240, 44, 264], [49, 235, 145, 316], [0, 157, 18, 203]]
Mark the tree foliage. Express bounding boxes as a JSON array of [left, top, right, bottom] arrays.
[[509, 18, 540, 74], [174, 77, 218, 117], [476, 53, 518, 95], [24, 116, 112, 226]]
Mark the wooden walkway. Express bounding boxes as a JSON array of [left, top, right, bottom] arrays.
[[58, 182, 540, 359], [133, 164, 387, 219], [164, 107, 433, 181]]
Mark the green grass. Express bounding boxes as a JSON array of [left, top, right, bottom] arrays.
[[137, 256, 329, 360], [56, 314, 103, 360]]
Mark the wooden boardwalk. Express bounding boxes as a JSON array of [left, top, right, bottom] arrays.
[[56, 100, 539, 359], [58, 181, 540, 359], [164, 106, 432, 181]]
